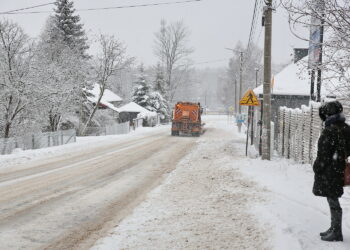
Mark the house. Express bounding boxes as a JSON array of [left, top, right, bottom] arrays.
[[117, 102, 158, 126], [251, 58, 311, 153], [253, 57, 311, 128], [86, 84, 123, 111], [85, 84, 123, 124]]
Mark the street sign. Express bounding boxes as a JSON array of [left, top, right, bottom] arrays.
[[239, 89, 260, 106]]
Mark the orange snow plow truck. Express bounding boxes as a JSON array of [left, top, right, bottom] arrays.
[[171, 102, 203, 137]]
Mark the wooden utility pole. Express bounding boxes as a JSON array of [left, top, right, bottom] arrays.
[[262, 0, 272, 160]]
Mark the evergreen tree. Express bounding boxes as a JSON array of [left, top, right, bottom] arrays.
[[149, 64, 169, 121], [154, 63, 166, 97], [149, 92, 169, 121], [52, 0, 89, 58], [132, 65, 152, 109]]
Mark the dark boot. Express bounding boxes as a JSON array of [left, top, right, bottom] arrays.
[[320, 206, 335, 236], [321, 210, 343, 242], [320, 227, 332, 237]]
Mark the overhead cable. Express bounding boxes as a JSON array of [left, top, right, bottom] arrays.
[[0, 2, 55, 14], [1, 0, 202, 15]]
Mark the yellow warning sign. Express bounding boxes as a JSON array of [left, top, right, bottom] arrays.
[[239, 89, 260, 106]]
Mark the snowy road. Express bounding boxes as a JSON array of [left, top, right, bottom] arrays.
[[0, 127, 197, 249], [92, 116, 270, 250]]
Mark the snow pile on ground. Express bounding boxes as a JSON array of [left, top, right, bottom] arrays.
[[92, 116, 270, 250], [235, 157, 350, 250]]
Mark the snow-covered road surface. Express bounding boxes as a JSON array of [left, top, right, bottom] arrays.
[[92, 115, 350, 250], [92, 116, 270, 250], [3, 115, 350, 250], [0, 126, 197, 249]]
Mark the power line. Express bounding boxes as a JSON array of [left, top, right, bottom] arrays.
[[193, 58, 230, 65], [246, 0, 263, 58], [0, 2, 55, 14], [1, 0, 202, 15]]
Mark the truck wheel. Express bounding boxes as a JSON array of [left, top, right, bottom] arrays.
[[192, 132, 200, 137], [171, 131, 179, 136]]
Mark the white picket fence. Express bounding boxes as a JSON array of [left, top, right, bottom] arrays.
[[277, 100, 350, 164], [0, 129, 76, 155], [85, 122, 130, 136]]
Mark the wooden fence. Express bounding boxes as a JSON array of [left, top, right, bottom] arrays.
[[277, 100, 350, 164]]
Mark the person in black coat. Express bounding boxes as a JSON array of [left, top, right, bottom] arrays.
[[313, 100, 350, 242]]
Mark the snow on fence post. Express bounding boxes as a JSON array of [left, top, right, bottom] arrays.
[[310, 102, 322, 164], [283, 109, 292, 159], [277, 107, 285, 156], [296, 109, 304, 163], [301, 106, 310, 164]]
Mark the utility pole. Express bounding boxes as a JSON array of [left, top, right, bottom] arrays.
[[262, 0, 272, 160]]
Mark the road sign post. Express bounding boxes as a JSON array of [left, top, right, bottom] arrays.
[[239, 89, 260, 156]]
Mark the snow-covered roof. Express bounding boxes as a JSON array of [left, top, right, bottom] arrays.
[[253, 54, 347, 98], [254, 58, 310, 96], [118, 102, 157, 116], [86, 84, 123, 111]]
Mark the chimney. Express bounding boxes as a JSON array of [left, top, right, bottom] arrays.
[[294, 48, 309, 63]]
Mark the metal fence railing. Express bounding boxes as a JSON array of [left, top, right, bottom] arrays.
[[84, 122, 130, 136], [0, 129, 76, 155]]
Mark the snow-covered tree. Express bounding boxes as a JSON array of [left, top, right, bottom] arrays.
[[0, 19, 33, 138], [153, 63, 166, 96], [282, 0, 350, 99], [52, 0, 89, 58], [132, 65, 152, 109], [149, 92, 169, 121], [154, 20, 194, 102], [149, 64, 169, 121], [32, 17, 90, 132], [81, 34, 132, 135]]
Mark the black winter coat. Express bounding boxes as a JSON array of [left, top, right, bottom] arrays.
[[312, 121, 350, 198]]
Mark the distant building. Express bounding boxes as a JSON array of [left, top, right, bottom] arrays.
[[85, 84, 123, 123], [117, 102, 158, 127], [86, 84, 123, 110], [252, 58, 310, 152]]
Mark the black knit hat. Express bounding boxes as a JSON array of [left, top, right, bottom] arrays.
[[319, 101, 343, 121]]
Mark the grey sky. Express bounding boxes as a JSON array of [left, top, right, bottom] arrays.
[[1, 0, 308, 68]]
